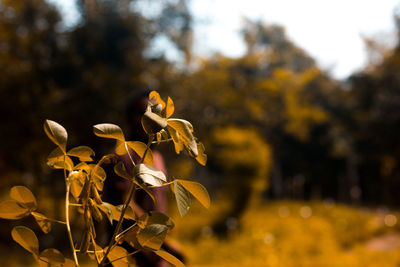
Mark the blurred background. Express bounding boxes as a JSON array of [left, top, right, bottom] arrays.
[[2, 0, 400, 266]]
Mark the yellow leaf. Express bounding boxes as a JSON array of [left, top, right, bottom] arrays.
[[10, 186, 37, 210], [174, 180, 191, 217], [107, 246, 129, 266], [149, 91, 166, 109], [11, 226, 39, 255], [153, 249, 185, 267], [165, 97, 175, 118], [32, 212, 52, 234], [115, 140, 127, 156], [142, 109, 168, 134], [114, 162, 131, 180], [134, 164, 167, 186], [126, 141, 154, 166], [39, 248, 65, 265], [47, 147, 64, 164], [73, 162, 91, 172], [67, 146, 95, 162], [69, 171, 86, 201], [93, 123, 125, 141], [89, 164, 106, 191], [50, 160, 74, 172], [195, 142, 207, 166], [104, 203, 135, 221], [44, 120, 68, 153], [0, 200, 30, 219], [177, 180, 210, 209], [63, 258, 75, 267], [137, 224, 168, 250], [167, 119, 198, 156], [167, 126, 184, 154]]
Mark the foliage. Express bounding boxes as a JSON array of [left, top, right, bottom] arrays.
[[0, 92, 210, 266], [207, 127, 271, 235], [173, 201, 400, 267]]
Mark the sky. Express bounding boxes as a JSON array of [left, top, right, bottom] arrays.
[[51, 0, 400, 79]]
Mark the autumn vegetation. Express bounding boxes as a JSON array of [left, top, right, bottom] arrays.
[[2, 0, 400, 266]]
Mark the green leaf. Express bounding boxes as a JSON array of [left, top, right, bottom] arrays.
[[11, 226, 39, 255], [165, 97, 175, 118], [44, 120, 68, 153], [0, 200, 30, 219], [134, 164, 167, 186], [107, 246, 129, 266], [67, 146, 95, 162], [10, 186, 37, 210], [173, 180, 191, 217], [137, 224, 168, 250], [177, 180, 210, 209], [32, 212, 52, 234], [93, 123, 125, 141], [154, 249, 185, 267], [126, 141, 154, 166], [39, 248, 65, 265], [114, 162, 131, 180]]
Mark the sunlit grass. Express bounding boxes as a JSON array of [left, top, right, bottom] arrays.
[[171, 201, 400, 267]]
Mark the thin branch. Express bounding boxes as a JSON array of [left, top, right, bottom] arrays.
[[100, 142, 139, 265], [151, 138, 173, 144], [32, 213, 66, 225], [115, 222, 137, 240], [63, 155, 80, 267], [68, 203, 83, 207], [108, 249, 140, 264], [90, 231, 100, 265]]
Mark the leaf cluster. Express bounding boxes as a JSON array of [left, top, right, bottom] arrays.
[[0, 92, 210, 267]]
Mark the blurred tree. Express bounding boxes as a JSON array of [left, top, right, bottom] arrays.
[[0, 0, 192, 178], [349, 20, 400, 205], [209, 126, 272, 236], [171, 21, 342, 203]]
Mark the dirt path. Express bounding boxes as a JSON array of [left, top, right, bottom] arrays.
[[365, 233, 400, 251]]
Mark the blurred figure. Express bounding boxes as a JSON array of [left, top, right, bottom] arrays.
[[103, 91, 182, 267]]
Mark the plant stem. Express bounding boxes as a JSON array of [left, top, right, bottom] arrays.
[[64, 155, 79, 267], [151, 138, 173, 144], [141, 135, 154, 164], [100, 141, 140, 265], [100, 183, 136, 265], [101, 137, 154, 265], [32, 213, 66, 224], [65, 178, 79, 266], [108, 250, 140, 264]]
